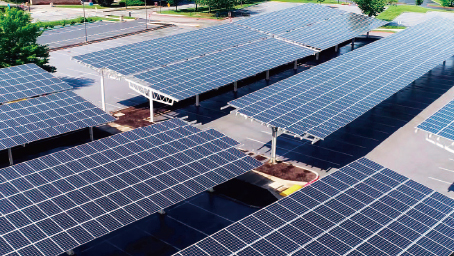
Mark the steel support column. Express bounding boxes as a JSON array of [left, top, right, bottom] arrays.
[[266, 70, 270, 81], [149, 99, 154, 122], [100, 69, 106, 111], [7, 148, 13, 166], [316, 53, 319, 61], [294, 60, 298, 70], [335, 45, 338, 52], [270, 127, 278, 164], [366, 31, 369, 38], [351, 38, 355, 49], [196, 94, 200, 106], [89, 127, 94, 141], [234, 81, 238, 92]]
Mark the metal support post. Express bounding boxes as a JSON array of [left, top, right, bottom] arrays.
[[270, 127, 278, 164], [351, 38, 355, 49], [7, 148, 13, 166], [158, 209, 166, 215], [207, 187, 214, 192], [316, 53, 319, 61], [195, 94, 200, 107], [89, 127, 94, 141], [443, 60, 446, 66], [335, 45, 338, 52], [100, 70, 106, 111], [293, 60, 298, 70], [149, 99, 154, 123], [145, 0, 148, 29], [266, 70, 270, 81], [234, 81, 238, 92], [66, 250, 75, 256], [366, 32, 369, 38]]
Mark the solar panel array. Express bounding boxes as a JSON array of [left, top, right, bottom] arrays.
[[279, 12, 387, 50], [234, 3, 345, 35], [72, 24, 266, 77], [0, 64, 72, 104], [229, 17, 454, 139], [417, 99, 454, 141], [176, 157, 454, 256], [0, 91, 116, 151], [0, 119, 262, 256], [128, 39, 315, 101]]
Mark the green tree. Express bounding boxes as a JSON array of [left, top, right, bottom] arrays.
[[0, 8, 53, 71], [387, 0, 397, 5], [441, 0, 453, 6], [352, 0, 387, 17], [167, 0, 182, 10], [317, 0, 325, 3]]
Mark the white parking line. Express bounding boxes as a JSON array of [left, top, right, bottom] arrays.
[[439, 167, 454, 173], [428, 177, 452, 184]]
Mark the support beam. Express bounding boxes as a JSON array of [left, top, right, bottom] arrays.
[[149, 99, 154, 123], [335, 45, 338, 52], [100, 69, 106, 112], [316, 53, 319, 61], [266, 70, 270, 81], [7, 148, 13, 166], [293, 60, 298, 70], [234, 81, 238, 92], [89, 127, 94, 141], [195, 94, 200, 107], [270, 127, 278, 164]]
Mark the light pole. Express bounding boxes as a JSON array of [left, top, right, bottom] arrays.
[[82, 0, 88, 42], [145, 0, 147, 29]]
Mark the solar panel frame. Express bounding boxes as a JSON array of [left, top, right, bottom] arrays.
[[175, 157, 454, 255], [229, 17, 454, 141], [0, 64, 72, 104], [417, 98, 454, 141], [0, 91, 116, 151], [0, 119, 262, 256]]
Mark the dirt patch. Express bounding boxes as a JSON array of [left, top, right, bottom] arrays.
[[256, 162, 317, 182], [254, 155, 267, 161], [111, 104, 170, 129]]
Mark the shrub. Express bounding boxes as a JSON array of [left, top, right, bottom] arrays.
[[119, 0, 145, 5], [93, 0, 114, 6]]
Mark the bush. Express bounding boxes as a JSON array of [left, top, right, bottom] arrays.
[[94, 0, 114, 6], [441, 0, 453, 6], [119, 0, 145, 6], [415, 0, 423, 5]]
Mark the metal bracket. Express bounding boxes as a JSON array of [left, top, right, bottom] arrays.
[[129, 82, 175, 105]]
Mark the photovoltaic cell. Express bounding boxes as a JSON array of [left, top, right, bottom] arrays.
[[175, 157, 454, 255], [417, 98, 454, 141], [0, 64, 71, 104], [127, 38, 316, 101], [229, 17, 454, 140], [72, 24, 266, 77], [0, 119, 262, 256], [0, 91, 115, 150]]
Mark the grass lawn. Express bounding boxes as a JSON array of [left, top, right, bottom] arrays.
[[160, 2, 262, 19], [376, 5, 448, 21], [54, 4, 108, 9], [271, 0, 346, 4], [36, 16, 119, 29]]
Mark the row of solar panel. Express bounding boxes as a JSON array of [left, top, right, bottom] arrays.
[[0, 91, 116, 150], [176, 157, 454, 256], [73, 24, 267, 76], [0, 119, 263, 256], [417, 97, 454, 140], [128, 38, 315, 101], [229, 17, 454, 139]]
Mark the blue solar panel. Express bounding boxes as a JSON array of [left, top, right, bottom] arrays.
[[417, 98, 454, 141], [73, 24, 266, 77], [0, 64, 71, 104], [0, 91, 115, 150], [175, 157, 454, 255], [229, 17, 454, 140], [0, 119, 262, 256], [128, 38, 316, 101]]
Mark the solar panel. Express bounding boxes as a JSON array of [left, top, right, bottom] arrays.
[[175, 157, 454, 256], [0, 91, 115, 150], [235, 4, 346, 35], [229, 17, 454, 140], [279, 12, 387, 50], [0, 119, 262, 256], [72, 24, 266, 77], [127, 38, 316, 101], [0, 64, 72, 104], [417, 99, 454, 141]]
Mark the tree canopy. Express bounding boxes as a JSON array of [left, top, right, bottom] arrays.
[[0, 8, 53, 71], [352, 0, 387, 17]]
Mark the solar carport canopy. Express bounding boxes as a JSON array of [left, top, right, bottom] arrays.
[[234, 3, 346, 35], [279, 12, 387, 50], [72, 24, 266, 77], [175, 157, 454, 256], [417, 98, 454, 141], [229, 17, 454, 140], [0, 91, 116, 151], [0, 119, 262, 256], [127, 38, 316, 101], [0, 64, 71, 104]]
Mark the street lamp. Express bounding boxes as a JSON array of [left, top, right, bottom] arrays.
[[82, 0, 88, 42]]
